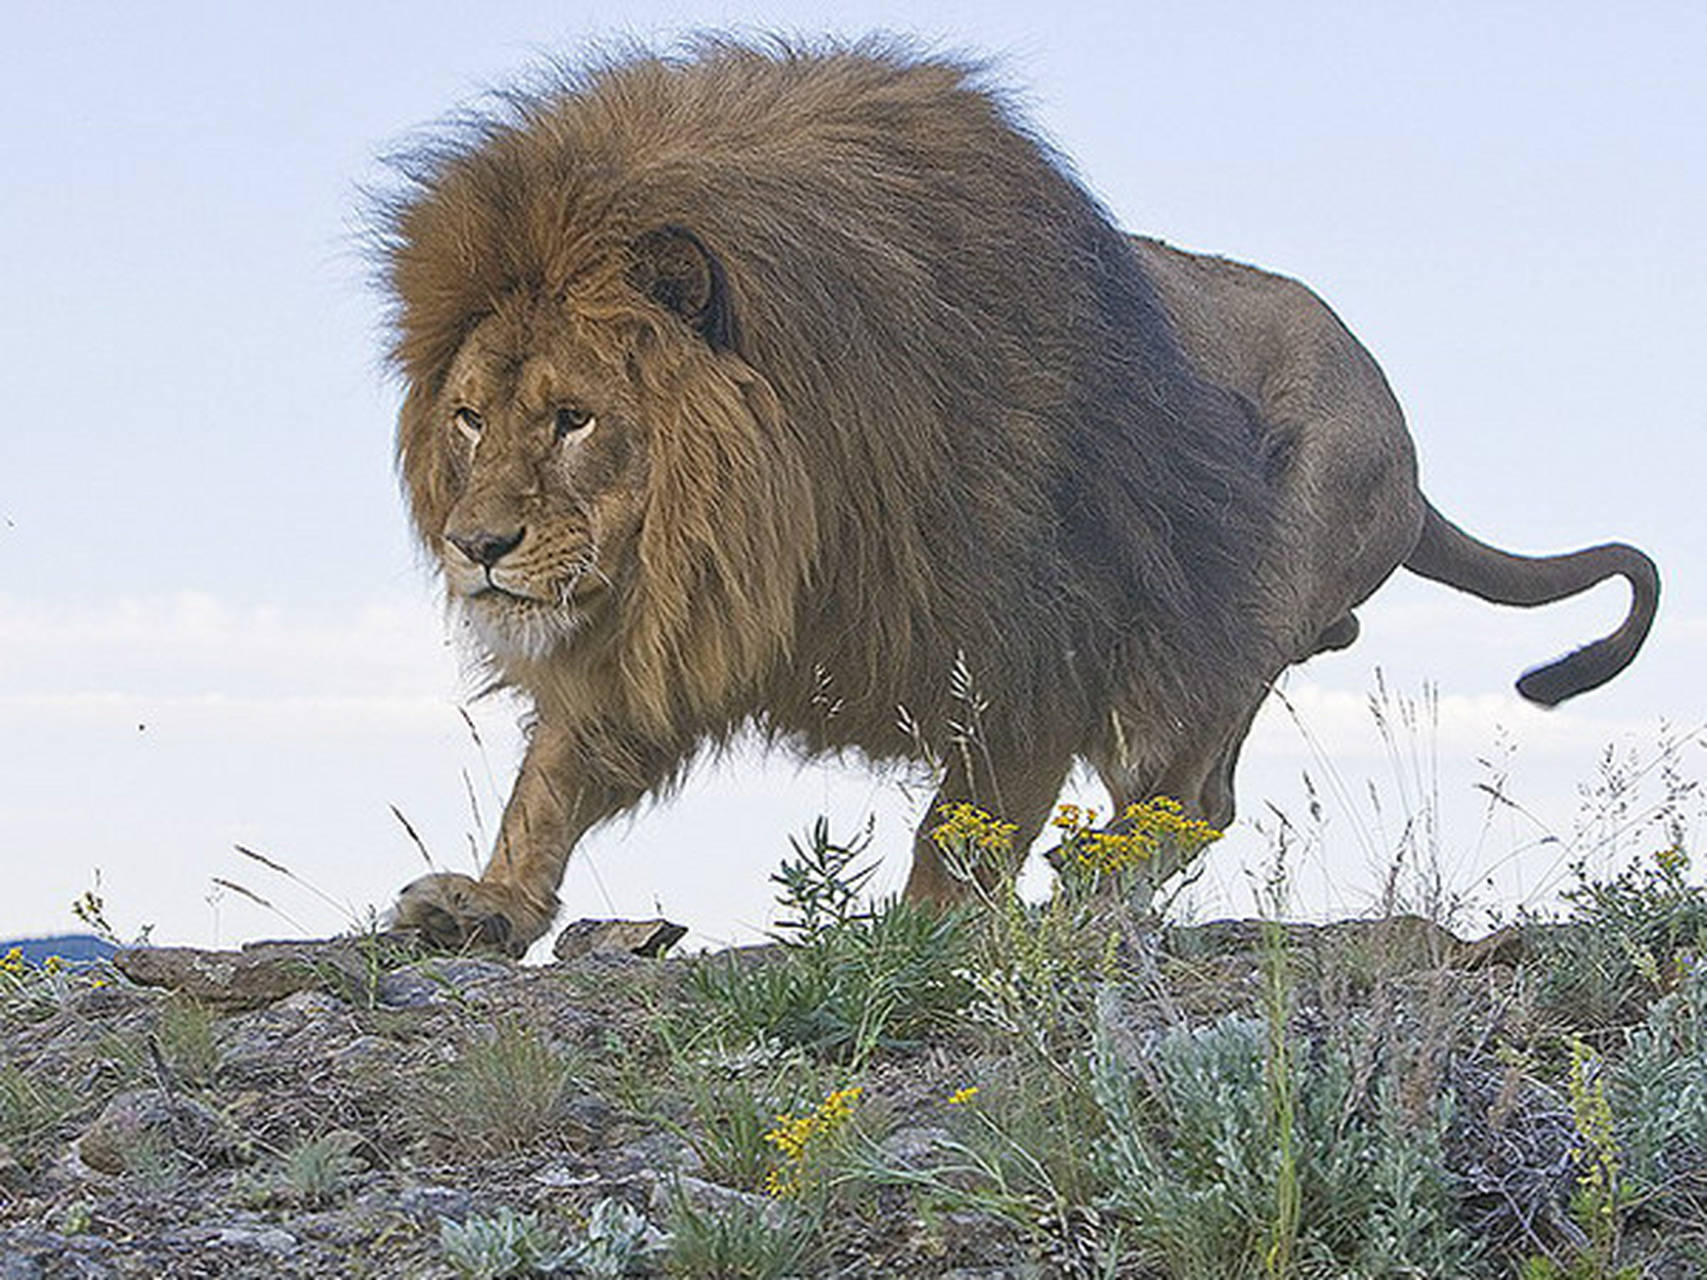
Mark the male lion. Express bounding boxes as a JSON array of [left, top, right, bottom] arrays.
[[380, 42, 1658, 955]]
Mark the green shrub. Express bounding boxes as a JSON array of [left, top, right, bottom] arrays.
[[1091, 1013, 1478, 1279], [661, 1183, 819, 1279], [664, 1052, 837, 1193], [1532, 847, 1707, 1029], [439, 1207, 571, 1279], [0, 1062, 80, 1170], [687, 839, 978, 1063], [1606, 961, 1707, 1251]]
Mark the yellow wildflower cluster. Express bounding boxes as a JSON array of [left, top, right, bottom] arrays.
[[1054, 796, 1223, 876], [930, 803, 1018, 857], [1655, 843, 1690, 876], [763, 1085, 863, 1197], [946, 1085, 980, 1106], [3, 948, 93, 993]]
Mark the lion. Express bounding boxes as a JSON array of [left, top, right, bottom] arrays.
[[377, 41, 1658, 955]]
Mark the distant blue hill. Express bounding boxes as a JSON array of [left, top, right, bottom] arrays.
[[2, 934, 118, 966]]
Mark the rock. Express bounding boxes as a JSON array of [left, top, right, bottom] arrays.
[[329, 1035, 405, 1074], [214, 1225, 297, 1253], [877, 1124, 952, 1172], [0, 1227, 120, 1280], [113, 936, 422, 1011], [398, 1183, 474, 1221], [1458, 923, 1532, 969], [648, 1173, 786, 1228], [75, 1088, 238, 1176], [919, 1210, 1032, 1271], [603, 1133, 702, 1181], [1166, 915, 1468, 971], [553, 918, 686, 962], [218, 990, 349, 1081], [375, 956, 510, 1007], [559, 1091, 619, 1145]]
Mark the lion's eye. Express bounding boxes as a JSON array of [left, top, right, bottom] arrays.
[[453, 407, 484, 438], [554, 406, 596, 443]]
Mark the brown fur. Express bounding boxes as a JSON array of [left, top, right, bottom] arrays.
[[376, 40, 1657, 954]]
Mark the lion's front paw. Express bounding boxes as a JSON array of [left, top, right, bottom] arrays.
[[391, 873, 548, 958]]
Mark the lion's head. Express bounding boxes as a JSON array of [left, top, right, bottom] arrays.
[[388, 192, 816, 730]]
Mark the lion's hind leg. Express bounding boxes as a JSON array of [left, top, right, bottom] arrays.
[[1089, 700, 1258, 889]]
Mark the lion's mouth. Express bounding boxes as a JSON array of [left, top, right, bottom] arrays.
[[463, 570, 608, 609], [469, 580, 538, 603]]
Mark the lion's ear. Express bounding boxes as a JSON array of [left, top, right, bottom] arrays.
[[627, 226, 739, 352]]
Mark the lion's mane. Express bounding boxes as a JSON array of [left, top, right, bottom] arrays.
[[377, 39, 1285, 772]]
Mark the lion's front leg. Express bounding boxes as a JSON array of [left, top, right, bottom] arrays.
[[904, 748, 1072, 905], [393, 718, 648, 957]]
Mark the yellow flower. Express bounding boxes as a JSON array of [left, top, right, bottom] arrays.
[[947, 1085, 980, 1105], [763, 1085, 864, 1197], [930, 803, 1018, 856], [1056, 796, 1223, 878], [1655, 844, 1689, 875]]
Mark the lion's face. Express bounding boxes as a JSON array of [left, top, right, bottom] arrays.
[[430, 297, 648, 664], [396, 223, 815, 726]]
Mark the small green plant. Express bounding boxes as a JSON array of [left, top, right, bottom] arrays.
[[1090, 1010, 1477, 1280], [1, 947, 65, 1024], [280, 1130, 366, 1207], [770, 815, 878, 941], [863, 1068, 1110, 1268], [1601, 958, 1707, 1258], [661, 1184, 819, 1279], [659, 1048, 834, 1193], [0, 1063, 80, 1172], [928, 802, 1108, 1056], [571, 1197, 653, 1278], [1564, 1038, 1634, 1275], [71, 875, 142, 947], [55, 1198, 96, 1235], [687, 873, 977, 1063], [439, 1207, 573, 1279], [1532, 844, 1707, 1028], [1257, 843, 1299, 1280], [1049, 796, 1223, 901], [155, 996, 219, 1086], [339, 909, 426, 1010], [420, 1022, 579, 1155]]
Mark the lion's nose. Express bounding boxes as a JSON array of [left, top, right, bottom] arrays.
[[447, 527, 525, 568]]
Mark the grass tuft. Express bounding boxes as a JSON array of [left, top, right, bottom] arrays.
[[419, 1021, 580, 1155]]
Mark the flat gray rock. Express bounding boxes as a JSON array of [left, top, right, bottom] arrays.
[[552, 917, 686, 962], [113, 936, 425, 1010]]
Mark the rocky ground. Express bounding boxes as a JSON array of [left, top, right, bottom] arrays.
[[0, 910, 1700, 1278], [2, 925, 1035, 1278]]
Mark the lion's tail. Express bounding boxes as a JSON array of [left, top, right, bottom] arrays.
[[1403, 501, 1659, 707]]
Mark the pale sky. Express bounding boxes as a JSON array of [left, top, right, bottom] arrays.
[[4, 2, 1703, 957]]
